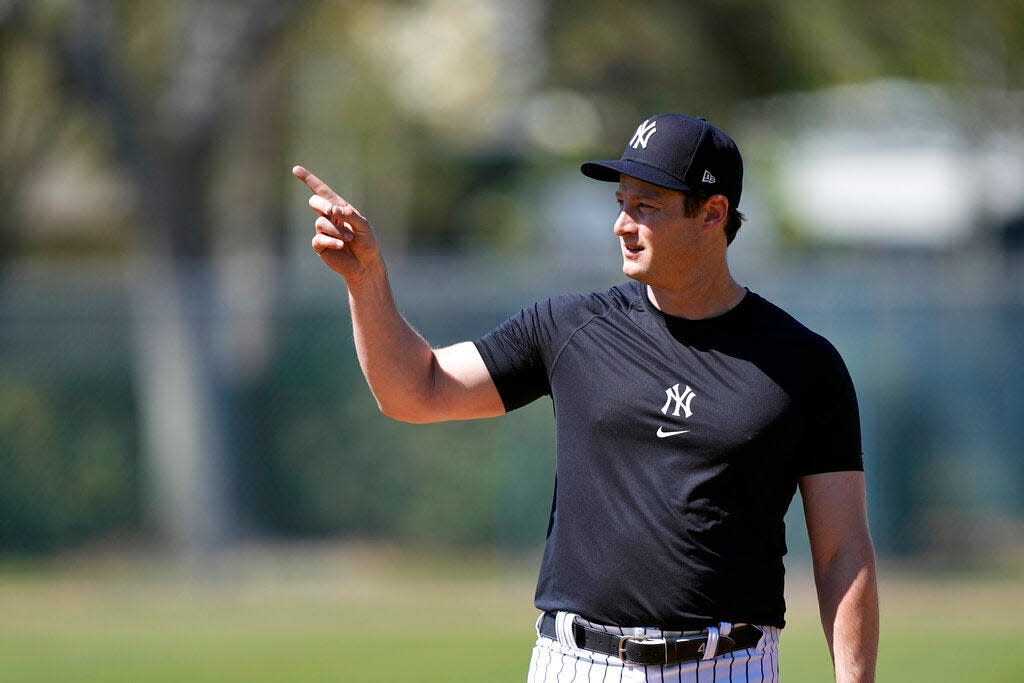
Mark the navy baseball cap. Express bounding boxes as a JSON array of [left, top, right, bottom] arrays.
[[581, 114, 743, 209]]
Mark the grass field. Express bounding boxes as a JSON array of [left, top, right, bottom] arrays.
[[1, 544, 1022, 682]]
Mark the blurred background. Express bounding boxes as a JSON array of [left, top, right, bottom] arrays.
[[2, 1, 1024, 681]]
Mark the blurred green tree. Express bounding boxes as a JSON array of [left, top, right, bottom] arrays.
[[1, 0, 309, 552]]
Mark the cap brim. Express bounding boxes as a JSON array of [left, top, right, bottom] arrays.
[[580, 159, 690, 192]]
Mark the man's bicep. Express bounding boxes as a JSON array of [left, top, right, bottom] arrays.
[[429, 341, 507, 421]]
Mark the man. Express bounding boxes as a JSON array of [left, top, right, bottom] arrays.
[[294, 113, 878, 682]]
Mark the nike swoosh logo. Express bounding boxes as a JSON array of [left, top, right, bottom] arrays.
[[656, 426, 690, 438]]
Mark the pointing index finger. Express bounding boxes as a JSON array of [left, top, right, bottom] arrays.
[[292, 165, 342, 204]]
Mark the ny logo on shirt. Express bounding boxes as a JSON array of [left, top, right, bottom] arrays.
[[662, 383, 696, 418]]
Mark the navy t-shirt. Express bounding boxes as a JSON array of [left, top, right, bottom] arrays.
[[473, 280, 862, 629]]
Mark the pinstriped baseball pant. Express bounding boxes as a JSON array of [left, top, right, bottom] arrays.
[[525, 612, 780, 683]]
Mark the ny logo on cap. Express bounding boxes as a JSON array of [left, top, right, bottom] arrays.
[[629, 119, 658, 150]]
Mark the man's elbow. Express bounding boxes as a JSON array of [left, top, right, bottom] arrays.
[[383, 408, 439, 425], [376, 396, 440, 424]]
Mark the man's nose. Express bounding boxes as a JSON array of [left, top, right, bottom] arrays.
[[613, 211, 636, 237]]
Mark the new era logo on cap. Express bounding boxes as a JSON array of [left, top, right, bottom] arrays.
[[580, 114, 743, 209]]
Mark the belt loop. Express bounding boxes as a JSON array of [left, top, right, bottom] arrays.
[[555, 612, 579, 649], [702, 625, 720, 660]]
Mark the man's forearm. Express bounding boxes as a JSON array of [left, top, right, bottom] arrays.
[[346, 264, 438, 421], [816, 550, 879, 682]]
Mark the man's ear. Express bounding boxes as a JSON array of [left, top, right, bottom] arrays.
[[702, 195, 729, 230]]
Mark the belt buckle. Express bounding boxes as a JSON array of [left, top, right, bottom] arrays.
[[617, 634, 666, 665], [616, 635, 633, 661]]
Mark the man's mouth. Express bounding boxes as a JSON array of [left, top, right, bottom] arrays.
[[623, 243, 644, 257]]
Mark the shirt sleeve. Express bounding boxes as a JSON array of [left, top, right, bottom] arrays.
[[794, 346, 864, 476], [473, 303, 553, 412]]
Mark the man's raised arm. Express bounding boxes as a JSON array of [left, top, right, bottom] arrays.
[[293, 165, 506, 424]]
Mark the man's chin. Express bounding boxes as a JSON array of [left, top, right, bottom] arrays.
[[622, 263, 648, 283]]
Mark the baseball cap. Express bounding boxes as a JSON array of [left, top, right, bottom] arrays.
[[581, 114, 743, 209]]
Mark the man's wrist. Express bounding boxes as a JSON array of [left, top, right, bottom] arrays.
[[344, 260, 389, 296]]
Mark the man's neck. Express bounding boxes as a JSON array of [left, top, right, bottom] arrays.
[[645, 276, 746, 320]]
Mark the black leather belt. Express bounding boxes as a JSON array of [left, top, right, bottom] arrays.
[[539, 612, 763, 666]]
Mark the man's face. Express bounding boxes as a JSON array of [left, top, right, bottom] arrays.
[[613, 175, 704, 288]]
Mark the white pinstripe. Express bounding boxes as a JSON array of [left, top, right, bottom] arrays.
[[525, 614, 780, 683]]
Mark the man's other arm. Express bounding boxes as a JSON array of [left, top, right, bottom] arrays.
[[294, 165, 505, 424], [799, 470, 879, 683]]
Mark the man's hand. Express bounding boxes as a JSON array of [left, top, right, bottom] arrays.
[[293, 165, 382, 283]]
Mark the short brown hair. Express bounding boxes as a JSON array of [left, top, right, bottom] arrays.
[[682, 193, 745, 245]]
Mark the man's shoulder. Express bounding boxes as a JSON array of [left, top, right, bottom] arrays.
[[541, 280, 644, 319], [745, 292, 830, 341], [742, 291, 850, 372]]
